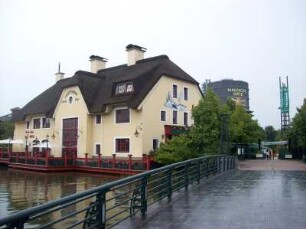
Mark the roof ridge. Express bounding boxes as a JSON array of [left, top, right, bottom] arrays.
[[97, 64, 127, 74], [136, 55, 169, 64], [75, 70, 102, 78]]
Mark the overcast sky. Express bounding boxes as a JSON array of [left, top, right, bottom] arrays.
[[0, 0, 305, 129]]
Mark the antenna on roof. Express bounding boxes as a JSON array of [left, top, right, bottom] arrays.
[[55, 62, 64, 83]]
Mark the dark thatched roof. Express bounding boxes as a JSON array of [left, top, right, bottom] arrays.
[[12, 55, 200, 121]]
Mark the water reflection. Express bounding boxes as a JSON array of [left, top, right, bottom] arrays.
[[0, 165, 120, 220]]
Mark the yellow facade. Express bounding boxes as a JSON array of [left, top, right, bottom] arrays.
[[13, 75, 202, 158]]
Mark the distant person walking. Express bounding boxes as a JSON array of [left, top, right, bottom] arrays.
[[266, 149, 269, 160], [269, 150, 272, 160]]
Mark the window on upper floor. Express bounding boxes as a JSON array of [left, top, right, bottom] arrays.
[[161, 110, 166, 122], [184, 87, 188, 100], [42, 118, 50, 128], [173, 110, 178, 124], [26, 121, 30, 129], [115, 138, 130, 153], [115, 108, 130, 123], [115, 82, 134, 95], [33, 118, 41, 129], [173, 84, 178, 98], [96, 115, 102, 124]]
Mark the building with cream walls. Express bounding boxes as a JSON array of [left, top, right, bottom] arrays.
[[11, 45, 203, 158]]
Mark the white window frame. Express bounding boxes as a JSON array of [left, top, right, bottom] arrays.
[[173, 110, 178, 125], [33, 118, 41, 129], [95, 114, 102, 125], [160, 110, 167, 122], [152, 138, 159, 151], [26, 121, 30, 130], [183, 86, 189, 101], [42, 117, 51, 129], [172, 84, 178, 99], [95, 143, 101, 155], [114, 107, 131, 124], [183, 112, 189, 126], [114, 137, 131, 153]]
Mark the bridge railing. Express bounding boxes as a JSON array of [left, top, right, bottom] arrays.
[[0, 155, 237, 229]]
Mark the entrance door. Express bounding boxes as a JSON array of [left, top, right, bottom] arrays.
[[62, 118, 78, 157]]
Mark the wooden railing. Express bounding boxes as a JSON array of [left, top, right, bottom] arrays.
[[0, 151, 153, 172]]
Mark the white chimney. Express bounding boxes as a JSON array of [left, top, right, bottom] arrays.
[[55, 63, 64, 83], [126, 44, 146, 66], [90, 55, 108, 73]]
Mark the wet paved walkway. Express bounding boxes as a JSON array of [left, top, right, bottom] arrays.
[[114, 160, 306, 229]]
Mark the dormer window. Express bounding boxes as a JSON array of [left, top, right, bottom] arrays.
[[115, 82, 134, 95]]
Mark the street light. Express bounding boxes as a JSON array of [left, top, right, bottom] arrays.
[[25, 134, 29, 153], [46, 134, 49, 156], [220, 113, 230, 155]]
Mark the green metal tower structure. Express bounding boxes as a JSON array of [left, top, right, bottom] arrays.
[[279, 76, 290, 133]]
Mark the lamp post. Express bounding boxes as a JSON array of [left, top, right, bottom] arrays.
[[46, 134, 49, 156], [112, 153, 116, 168], [25, 134, 29, 154], [128, 153, 132, 170], [220, 113, 230, 155]]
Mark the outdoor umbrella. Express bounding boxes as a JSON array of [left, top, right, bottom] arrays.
[[0, 139, 24, 144], [33, 142, 52, 149]]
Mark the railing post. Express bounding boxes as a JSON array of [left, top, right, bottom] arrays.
[[6, 216, 29, 229], [85, 153, 88, 166], [221, 157, 224, 172], [112, 153, 116, 168], [216, 157, 219, 173], [167, 169, 173, 200], [206, 158, 210, 178], [98, 153, 101, 167], [197, 160, 201, 184], [185, 163, 189, 190], [64, 153, 67, 166], [96, 191, 106, 229], [140, 177, 148, 216], [128, 154, 132, 170], [46, 152, 49, 166], [146, 155, 150, 170]]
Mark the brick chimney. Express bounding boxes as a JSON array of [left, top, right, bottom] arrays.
[[126, 44, 146, 66], [90, 55, 108, 73]]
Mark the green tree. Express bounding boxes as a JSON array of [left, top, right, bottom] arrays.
[[288, 99, 306, 149], [264, 125, 277, 141], [155, 88, 224, 164], [189, 88, 223, 155], [229, 105, 264, 144], [0, 121, 14, 139], [155, 135, 198, 165]]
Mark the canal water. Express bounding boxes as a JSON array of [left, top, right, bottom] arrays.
[[0, 165, 121, 224]]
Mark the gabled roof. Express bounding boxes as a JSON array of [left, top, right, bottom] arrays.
[[12, 55, 200, 121]]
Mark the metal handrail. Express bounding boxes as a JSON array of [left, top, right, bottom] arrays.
[[0, 155, 237, 229]]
